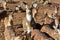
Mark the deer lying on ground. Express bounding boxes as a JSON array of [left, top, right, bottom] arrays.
[[4, 12, 21, 40], [22, 5, 33, 34], [4, 12, 15, 40]]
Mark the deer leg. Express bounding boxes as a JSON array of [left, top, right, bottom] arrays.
[[54, 19, 59, 34]]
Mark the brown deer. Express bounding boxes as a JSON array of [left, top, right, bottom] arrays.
[[4, 12, 15, 40], [22, 5, 33, 34], [53, 15, 60, 34], [32, 2, 37, 22]]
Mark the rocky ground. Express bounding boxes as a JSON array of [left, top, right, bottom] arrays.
[[0, 0, 60, 40]]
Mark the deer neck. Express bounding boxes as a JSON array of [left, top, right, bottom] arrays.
[[26, 8, 32, 22], [26, 13, 32, 22]]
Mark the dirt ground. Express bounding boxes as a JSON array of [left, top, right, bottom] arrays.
[[0, 0, 60, 40]]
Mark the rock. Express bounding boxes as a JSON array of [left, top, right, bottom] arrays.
[[41, 25, 60, 40], [31, 29, 54, 40]]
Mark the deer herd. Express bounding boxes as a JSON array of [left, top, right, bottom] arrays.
[[0, 0, 60, 40]]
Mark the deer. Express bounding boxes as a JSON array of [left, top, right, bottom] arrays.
[[3, 12, 16, 40], [43, 4, 60, 34], [51, 6, 60, 34], [22, 5, 33, 34], [32, 2, 37, 22], [45, 5, 60, 34], [53, 15, 60, 34], [4, 12, 21, 40]]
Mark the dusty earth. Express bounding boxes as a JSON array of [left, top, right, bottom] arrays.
[[0, 0, 60, 40]]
